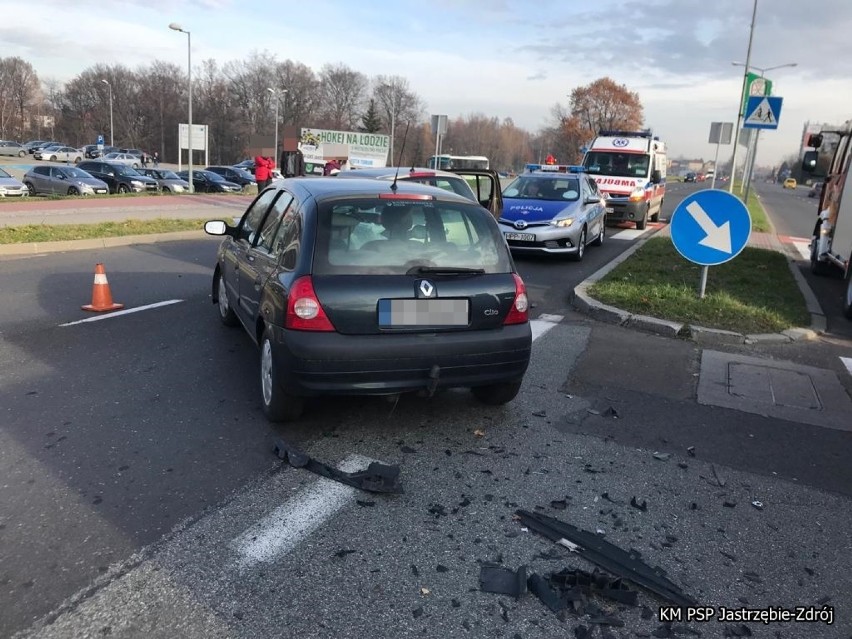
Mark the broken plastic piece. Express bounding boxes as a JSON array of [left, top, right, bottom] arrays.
[[751, 500, 764, 510], [515, 509, 696, 607], [652, 452, 671, 461], [549, 568, 638, 606], [528, 572, 564, 612], [273, 438, 403, 494], [630, 496, 648, 512], [479, 564, 528, 599], [686, 446, 696, 457]]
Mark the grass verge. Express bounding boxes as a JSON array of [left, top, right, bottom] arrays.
[[588, 237, 810, 334], [0, 218, 209, 244]]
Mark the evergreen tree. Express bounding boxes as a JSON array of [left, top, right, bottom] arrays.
[[359, 99, 383, 133]]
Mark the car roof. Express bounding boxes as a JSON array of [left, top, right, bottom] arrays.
[[337, 166, 463, 179], [273, 176, 476, 204]]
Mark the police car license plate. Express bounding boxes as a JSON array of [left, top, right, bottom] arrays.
[[504, 232, 535, 241], [378, 299, 469, 327]]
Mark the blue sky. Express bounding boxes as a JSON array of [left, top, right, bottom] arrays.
[[2, 0, 851, 166]]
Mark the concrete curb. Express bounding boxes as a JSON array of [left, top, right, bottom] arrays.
[[0, 230, 212, 256], [570, 226, 826, 345]]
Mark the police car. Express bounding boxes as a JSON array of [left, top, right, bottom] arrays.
[[498, 164, 607, 260]]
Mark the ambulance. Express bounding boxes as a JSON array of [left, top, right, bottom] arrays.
[[581, 130, 666, 230]]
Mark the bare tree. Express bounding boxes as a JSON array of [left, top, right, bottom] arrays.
[[270, 60, 321, 127], [224, 51, 279, 136], [372, 74, 423, 161], [318, 64, 368, 130], [1, 58, 39, 139]]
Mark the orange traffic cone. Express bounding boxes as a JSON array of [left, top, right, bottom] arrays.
[[81, 263, 124, 312]]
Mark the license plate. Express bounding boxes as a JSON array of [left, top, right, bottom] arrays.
[[504, 232, 535, 241], [378, 299, 469, 327], [605, 207, 614, 213]]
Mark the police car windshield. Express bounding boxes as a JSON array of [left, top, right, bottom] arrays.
[[502, 176, 580, 202], [584, 152, 650, 178]]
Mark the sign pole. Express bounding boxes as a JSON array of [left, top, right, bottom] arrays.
[[699, 266, 709, 299], [711, 141, 721, 190], [728, 0, 758, 194], [743, 129, 761, 204]]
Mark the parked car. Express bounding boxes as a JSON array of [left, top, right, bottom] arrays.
[[23, 165, 109, 196], [25, 140, 55, 155], [684, 172, 696, 182], [35, 145, 82, 163], [76, 160, 159, 194], [808, 181, 823, 198], [0, 167, 29, 197], [783, 177, 797, 189], [497, 167, 607, 261], [239, 162, 284, 181], [0, 141, 28, 157], [119, 148, 145, 158], [102, 152, 142, 168], [206, 165, 257, 190], [137, 168, 190, 193], [203, 177, 532, 421], [336, 166, 504, 220], [176, 169, 242, 193]]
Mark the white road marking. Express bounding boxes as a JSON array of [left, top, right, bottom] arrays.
[[231, 455, 370, 569], [609, 228, 647, 241], [530, 314, 563, 341], [59, 299, 184, 326], [841, 357, 852, 377]]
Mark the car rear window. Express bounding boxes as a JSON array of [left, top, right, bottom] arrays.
[[313, 197, 512, 275]]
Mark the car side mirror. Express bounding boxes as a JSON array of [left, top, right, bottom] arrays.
[[651, 169, 661, 184], [801, 150, 818, 174], [204, 220, 230, 236], [584, 196, 602, 205]]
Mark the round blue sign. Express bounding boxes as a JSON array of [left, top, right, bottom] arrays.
[[670, 190, 752, 266], [612, 138, 629, 147]]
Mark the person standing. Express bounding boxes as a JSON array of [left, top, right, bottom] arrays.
[[153, 151, 159, 167], [254, 155, 271, 190]]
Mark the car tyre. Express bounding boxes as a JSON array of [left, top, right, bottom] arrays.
[[260, 328, 304, 422], [636, 206, 648, 230], [18, 150, 25, 157], [163, 186, 171, 193], [117, 184, 129, 194], [67, 187, 80, 196], [591, 217, 605, 246], [215, 269, 239, 327], [571, 226, 587, 261], [132, 163, 139, 169], [73, 157, 81, 164], [471, 380, 522, 406], [50, 155, 57, 162]]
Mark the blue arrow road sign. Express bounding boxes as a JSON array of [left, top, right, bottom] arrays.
[[670, 190, 752, 266], [97, 134, 105, 145], [743, 95, 783, 130]]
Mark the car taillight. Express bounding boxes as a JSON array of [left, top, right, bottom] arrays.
[[285, 276, 335, 331], [504, 273, 529, 325]]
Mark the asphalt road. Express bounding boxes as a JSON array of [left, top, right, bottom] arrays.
[[1, 183, 851, 638]]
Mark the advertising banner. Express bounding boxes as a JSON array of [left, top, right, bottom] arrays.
[[299, 128, 390, 174]]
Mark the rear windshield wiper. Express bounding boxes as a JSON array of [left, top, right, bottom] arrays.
[[405, 266, 486, 275]]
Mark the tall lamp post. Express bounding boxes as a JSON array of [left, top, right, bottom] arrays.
[[267, 87, 287, 164], [100, 79, 114, 147], [169, 22, 193, 193], [731, 60, 797, 200]]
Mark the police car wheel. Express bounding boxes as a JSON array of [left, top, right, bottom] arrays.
[[591, 218, 605, 246], [572, 227, 586, 261]]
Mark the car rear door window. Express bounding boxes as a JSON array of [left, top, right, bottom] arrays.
[[256, 191, 294, 254]]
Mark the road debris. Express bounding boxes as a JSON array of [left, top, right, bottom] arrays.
[[473, 429, 486, 437], [751, 500, 764, 510], [515, 510, 696, 607], [630, 497, 648, 512], [272, 438, 403, 493], [479, 564, 528, 599], [652, 452, 671, 461], [686, 446, 696, 457]]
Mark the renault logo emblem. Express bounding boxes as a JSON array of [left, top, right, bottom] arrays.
[[419, 280, 435, 297], [514, 219, 528, 230]]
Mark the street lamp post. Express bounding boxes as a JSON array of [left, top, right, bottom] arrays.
[[267, 88, 287, 164], [100, 79, 113, 147], [169, 23, 193, 193], [731, 60, 797, 201]]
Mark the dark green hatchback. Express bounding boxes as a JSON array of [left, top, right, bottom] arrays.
[[205, 177, 532, 422]]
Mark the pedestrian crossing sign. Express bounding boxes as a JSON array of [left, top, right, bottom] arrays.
[[743, 96, 783, 130]]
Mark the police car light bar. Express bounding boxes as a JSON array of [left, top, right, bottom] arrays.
[[525, 163, 581, 173]]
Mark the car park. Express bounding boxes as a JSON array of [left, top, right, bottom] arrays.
[[783, 177, 798, 189], [0, 167, 29, 197], [497, 164, 607, 260], [27, 140, 58, 155], [205, 165, 257, 190], [76, 160, 159, 193], [137, 168, 190, 193], [0, 141, 28, 157], [23, 165, 109, 196], [203, 177, 532, 421], [177, 169, 242, 193]]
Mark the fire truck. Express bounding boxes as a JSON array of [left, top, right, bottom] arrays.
[[802, 120, 852, 319], [581, 129, 666, 230]]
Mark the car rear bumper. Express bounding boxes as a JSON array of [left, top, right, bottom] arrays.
[[269, 324, 532, 396]]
